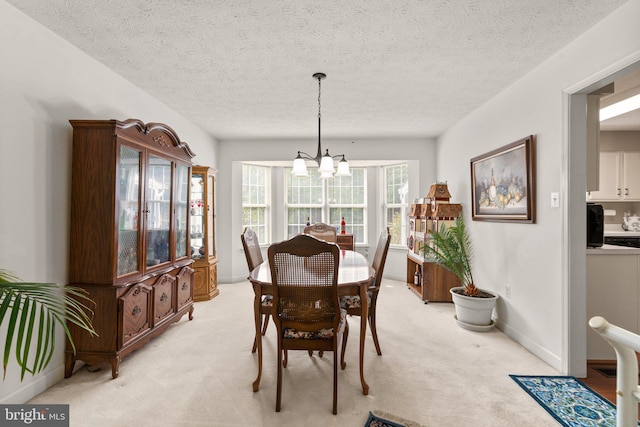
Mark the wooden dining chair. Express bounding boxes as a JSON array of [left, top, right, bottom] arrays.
[[304, 222, 337, 243], [340, 227, 391, 355], [268, 234, 349, 414], [241, 227, 272, 353]]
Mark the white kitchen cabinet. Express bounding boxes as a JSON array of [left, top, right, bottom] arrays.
[[623, 152, 640, 199], [586, 253, 639, 360], [588, 152, 621, 200], [587, 152, 640, 201]]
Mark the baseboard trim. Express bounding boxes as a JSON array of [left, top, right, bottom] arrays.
[[497, 319, 562, 373], [0, 364, 65, 404]]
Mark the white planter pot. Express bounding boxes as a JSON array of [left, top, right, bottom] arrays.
[[450, 286, 499, 331]]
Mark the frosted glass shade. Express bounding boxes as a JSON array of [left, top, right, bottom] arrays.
[[292, 156, 309, 177], [335, 158, 351, 176], [318, 153, 335, 174]]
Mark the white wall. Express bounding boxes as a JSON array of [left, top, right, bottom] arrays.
[[0, 1, 217, 403], [217, 138, 436, 284], [436, 0, 640, 373]]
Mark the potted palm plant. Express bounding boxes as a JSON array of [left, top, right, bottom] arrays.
[[423, 217, 498, 331], [0, 268, 96, 381]]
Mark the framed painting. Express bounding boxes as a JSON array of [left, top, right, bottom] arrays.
[[470, 135, 536, 223]]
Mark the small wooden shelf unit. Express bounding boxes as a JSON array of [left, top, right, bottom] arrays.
[[406, 183, 462, 303], [406, 253, 459, 303]]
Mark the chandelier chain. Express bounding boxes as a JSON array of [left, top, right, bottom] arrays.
[[318, 77, 322, 119]]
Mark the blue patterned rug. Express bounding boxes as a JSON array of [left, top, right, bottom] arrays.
[[510, 375, 640, 426], [364, 412, 406, 427], [364, 411, 424, 427]]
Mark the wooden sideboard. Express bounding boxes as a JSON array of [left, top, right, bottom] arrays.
[[336, 233, 355, 251]]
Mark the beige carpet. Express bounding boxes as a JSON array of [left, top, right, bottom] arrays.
[[29, 279, 560, 426]]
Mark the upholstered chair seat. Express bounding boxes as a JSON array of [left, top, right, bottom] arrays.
[[339, 294, 371, 309], [282, 309, 347, 339]]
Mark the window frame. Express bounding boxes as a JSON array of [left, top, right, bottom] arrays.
[[327, 170, 367, 245], [241, 163, 271, 245], [382, 162, 409, 248], [284, 167, 367, 244]]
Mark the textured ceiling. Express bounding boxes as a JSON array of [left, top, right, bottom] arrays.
[[6, 0, 630, 140]]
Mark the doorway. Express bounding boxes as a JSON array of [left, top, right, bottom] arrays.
[[567, 58, 640, 376]]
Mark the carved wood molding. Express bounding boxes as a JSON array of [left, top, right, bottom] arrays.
[[117, 118, 196, 158]]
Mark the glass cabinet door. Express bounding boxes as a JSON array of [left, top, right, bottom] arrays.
[[190, 172, 205, 260], [146, 155, 172, 267], [117, 145, 141, 276], [175, 164, 189, 259], [207, 172, 216, 259]]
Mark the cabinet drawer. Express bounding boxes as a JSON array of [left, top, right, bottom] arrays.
[[119, 283, 152, 347], [153, 274, 176, 324], [176, 266, 194, 309]]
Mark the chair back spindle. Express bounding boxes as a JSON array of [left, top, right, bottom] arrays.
[[371, 227, 391, 289]]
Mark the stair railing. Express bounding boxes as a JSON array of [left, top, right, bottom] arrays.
[[589, 316, 640, 427]]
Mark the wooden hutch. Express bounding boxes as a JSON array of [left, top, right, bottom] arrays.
[[66, 119, 196, 378], [190, 166, 219, 301], [407, 182, 462, 303]]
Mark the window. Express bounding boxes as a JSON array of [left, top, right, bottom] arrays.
[[285, 168, 366, 243], [286, 168, 323, 237], [242, 164, 269, 244], [383, 163, 409, 246], [328, 170, 366, 243]]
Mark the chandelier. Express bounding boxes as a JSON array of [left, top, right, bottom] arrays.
[[291, 73, 351, 178]]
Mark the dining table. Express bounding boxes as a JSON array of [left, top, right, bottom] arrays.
[[249, 249, 375, 395]]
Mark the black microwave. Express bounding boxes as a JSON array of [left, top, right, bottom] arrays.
[[587, 203, 604, 248]]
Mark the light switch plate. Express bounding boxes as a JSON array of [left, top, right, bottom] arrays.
[[551, 192, 560, 208]]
